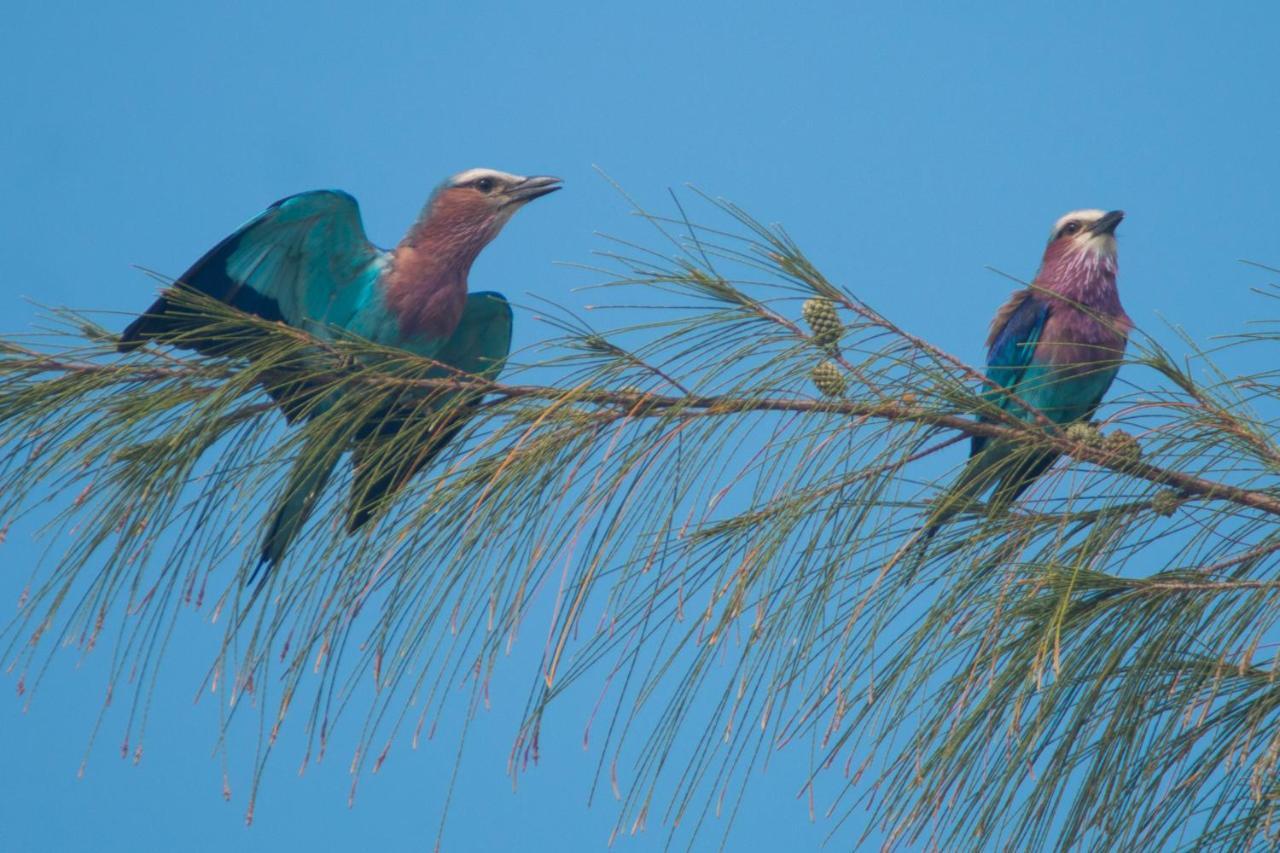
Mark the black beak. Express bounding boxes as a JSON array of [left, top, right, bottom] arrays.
[[1089, 209, 1125, 236], [506, 175, 563, 205]]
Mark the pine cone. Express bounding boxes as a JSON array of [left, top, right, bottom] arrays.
[[802, 298, 843, 351], [811, 360, 847, 398], [1065, 422, 1103, 448], [1151, 489, 1183, 517], [1102, 429, 1142, 463]]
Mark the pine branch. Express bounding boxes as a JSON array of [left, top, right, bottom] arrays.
[[1, 191, 1278, 849]]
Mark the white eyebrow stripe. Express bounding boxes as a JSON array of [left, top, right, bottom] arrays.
[[449, 168, 526, 187], [1050, 209, 1108, 239]]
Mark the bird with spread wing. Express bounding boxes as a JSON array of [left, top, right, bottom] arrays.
[[119, 168, 561, 584]]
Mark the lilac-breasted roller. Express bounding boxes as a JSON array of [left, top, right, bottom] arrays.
[[119, 168, 561, 580], [930, 208, 1130, 529]]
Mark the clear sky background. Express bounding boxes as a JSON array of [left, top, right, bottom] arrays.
[[2, 2, 1279, 851]]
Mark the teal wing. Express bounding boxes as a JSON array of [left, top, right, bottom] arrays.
[[926, 290, 1051, 532], [346, 292, 513, 532], [971, 289, 1050, 455], [119, 190, 387, 352], [426, 291, 515, 373], [120, 191, 388, 584], [1015, 359, 1117, 427]]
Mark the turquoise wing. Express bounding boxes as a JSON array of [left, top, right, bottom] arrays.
[[1015, 360, 1118, 426], [971, 289, 1050, 455], [424, 291, 513, 375], [345, 292, 513, 531], [119, 190, 387, 352], [119, 191, 388, 582]]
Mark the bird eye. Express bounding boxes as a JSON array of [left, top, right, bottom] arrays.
[[475, 177, 496, 193], [1062, 221, 1081, 236]]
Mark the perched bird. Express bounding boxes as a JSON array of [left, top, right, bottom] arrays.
[[929, 208, 1130, 530], [119, 168, 562, 580]]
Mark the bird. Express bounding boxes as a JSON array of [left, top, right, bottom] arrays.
[[928, 208, 1130, 532], [118, 168, 562, 583]]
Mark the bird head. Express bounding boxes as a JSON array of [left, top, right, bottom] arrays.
[[1045, 209, 1124, 258], [388, 168, 561, 337], [1038, 208, 1124, 289], [426, 168, 562, 245]]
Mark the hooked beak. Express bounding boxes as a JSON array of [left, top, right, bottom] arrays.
[[504, 175, 563, 205], [1089, 210, 1125, 236]]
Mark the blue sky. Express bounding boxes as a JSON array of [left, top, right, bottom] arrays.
[[2, 2, 1279, 850]]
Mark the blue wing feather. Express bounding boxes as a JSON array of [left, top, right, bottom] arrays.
[[971, 290, 1049, 456], [423, 291, 513, 372], [119, 191, 387, 351]]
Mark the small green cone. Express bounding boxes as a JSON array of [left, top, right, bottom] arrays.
[[802, 298, 843, 352], [1065, 422, 1104, 448], [1151, 489, 1183, 517], [1102, 429, 1142, 463], [811, 360, 847, 397]]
